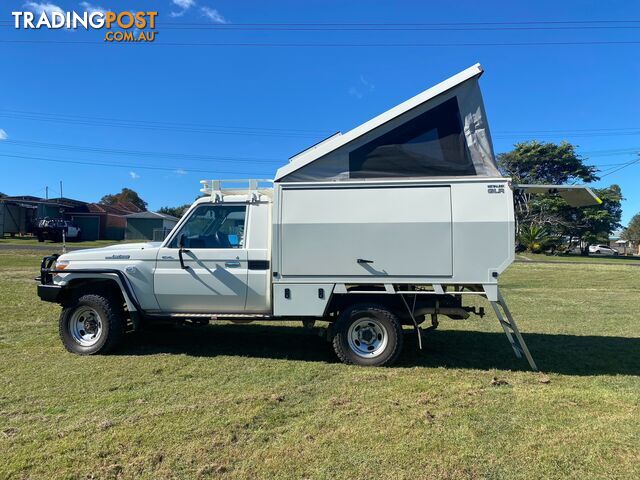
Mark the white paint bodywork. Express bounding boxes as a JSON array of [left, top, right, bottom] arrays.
[[272, 177, 514, 286], [54, 177, 513, 316], [153, 196, 272, 313], [51, 65, 595, 318]]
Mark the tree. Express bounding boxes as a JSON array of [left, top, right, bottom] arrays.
[[498, 141, 622, 255], [158, 204, 190, 218], [531, 185, 623, 254], [100, 188, 147, 211], [497, 140, 598, 184], [0, 192, 6, 198], [621, 213, 640, 244], [517, 224, 553, 253]]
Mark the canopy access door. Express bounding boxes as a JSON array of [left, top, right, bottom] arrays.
[[279, 184, 453, 278]]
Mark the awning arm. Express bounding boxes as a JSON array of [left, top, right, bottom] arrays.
[[512, 184, 602, 207]]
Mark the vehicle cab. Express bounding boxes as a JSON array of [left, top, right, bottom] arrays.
[[153, 180, 273, 314]]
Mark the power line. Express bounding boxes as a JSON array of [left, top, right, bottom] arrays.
[[11, 108, 640, 139], [1, 40, 639, 47], [0, 111, 327, 139], [0, 137, 634, 167], [583, 147, 640, 156], [7, 20, 638, 26], [2, 139, 283, 164], [0, 109, 328, 135], [0, 153, 275, 176], [164, 21, 640, 25], [599, 157, 640, 177], [3, 111, 640, 149], [494, 131, 640, 139], [156, 25, 640, 31]]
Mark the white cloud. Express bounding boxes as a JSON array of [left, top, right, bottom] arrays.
[[348, 86, 363, 100], [170, 0, 195, 17], [359, 75, 375, 92], [349, 75, 375, 100], [79, 1, 106, 15], [173, 0, 195, 8], [175, 168, 187, 176], [200, 6, 227, 24], [24, 2, 64, 16], [129, 171, 140, 179], [0, 129, 7, 140]]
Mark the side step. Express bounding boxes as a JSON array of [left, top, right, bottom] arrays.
[[168, 313, 272, 319], [489, 290, 538, 371]]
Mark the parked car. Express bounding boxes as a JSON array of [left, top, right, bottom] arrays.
[[34, 218, 81, 243], [589, 244, 619, 255]]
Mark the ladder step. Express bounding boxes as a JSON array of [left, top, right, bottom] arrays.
[[499, 320, 513, 329]]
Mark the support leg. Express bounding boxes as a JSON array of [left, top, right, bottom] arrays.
[[399, 294, 423, 350]]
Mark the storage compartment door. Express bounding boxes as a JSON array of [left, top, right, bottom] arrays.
[[280, 186, 452, 277]]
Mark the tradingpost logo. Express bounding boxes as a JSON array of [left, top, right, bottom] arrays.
[[11, 8, 158, 43]]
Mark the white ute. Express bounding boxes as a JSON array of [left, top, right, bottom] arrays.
[[37, 64, 600, 367]]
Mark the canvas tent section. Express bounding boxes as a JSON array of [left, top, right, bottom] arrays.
[[275, 64, 499, 183]]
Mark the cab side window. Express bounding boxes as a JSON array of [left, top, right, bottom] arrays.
[[168, 205, 246, 249]]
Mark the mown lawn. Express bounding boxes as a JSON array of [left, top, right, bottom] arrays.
[[0, 249, 638, 479]]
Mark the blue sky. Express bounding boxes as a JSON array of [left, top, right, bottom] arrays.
[[0, 0, 639, 225]]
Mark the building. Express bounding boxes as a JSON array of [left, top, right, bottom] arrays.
[[0, 196, 143, 240], [125, 211, 179, 241]]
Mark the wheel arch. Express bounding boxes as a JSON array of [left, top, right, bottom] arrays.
[[62, 276, 131, 311], [326, 293, 405, 318]]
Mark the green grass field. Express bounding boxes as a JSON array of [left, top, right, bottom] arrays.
[[1, 249, 638, 479], [516, 252, 640, 265]]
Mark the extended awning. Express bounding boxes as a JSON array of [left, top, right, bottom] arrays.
[[513, 184, 602, 207]]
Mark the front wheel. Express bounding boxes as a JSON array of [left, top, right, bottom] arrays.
[[332, 304, 403, 366], [59, 294, 124, 355]]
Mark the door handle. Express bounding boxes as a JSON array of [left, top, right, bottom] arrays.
[[225, 261, 241, 268], [178, 248, 191, 269], [357, 258, 374, 264]]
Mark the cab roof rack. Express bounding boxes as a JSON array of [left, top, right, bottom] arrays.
[[199, 179, 274, 202]]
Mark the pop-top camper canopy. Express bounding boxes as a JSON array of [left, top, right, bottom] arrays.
[[275, 63, 500, 183]]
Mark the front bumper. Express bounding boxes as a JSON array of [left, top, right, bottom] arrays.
[[37, 254, 64, 304], [37, 283, 63, 303]]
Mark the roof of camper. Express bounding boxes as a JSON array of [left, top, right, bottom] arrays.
[[275, 63, 484, 182]]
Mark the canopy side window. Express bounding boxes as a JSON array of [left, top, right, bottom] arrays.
[[348, 96, 475, 178]]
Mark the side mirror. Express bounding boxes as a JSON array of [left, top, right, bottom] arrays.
[[178, 233, 186, 249]]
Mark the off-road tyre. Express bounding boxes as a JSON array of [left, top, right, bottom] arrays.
[[332, 304, 403, 366], [59, 293, 125, 355]]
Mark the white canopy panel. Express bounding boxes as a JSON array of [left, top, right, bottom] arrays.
[[275, 63, 500, 183]]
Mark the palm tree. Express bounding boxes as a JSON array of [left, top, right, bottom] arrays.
[[517, 224, 551, 253]]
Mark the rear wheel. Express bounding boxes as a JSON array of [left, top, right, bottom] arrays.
[[332, 304, 403, 366], [59, 293, 124, 355]]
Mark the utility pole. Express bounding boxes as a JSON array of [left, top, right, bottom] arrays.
[[45, 186, 48, 200], [59, 180, 63, 199]]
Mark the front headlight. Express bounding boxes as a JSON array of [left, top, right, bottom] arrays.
[[54, 260, 70, 271]]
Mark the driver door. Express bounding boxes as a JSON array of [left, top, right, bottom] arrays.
[[153, 203, 249, 313]]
